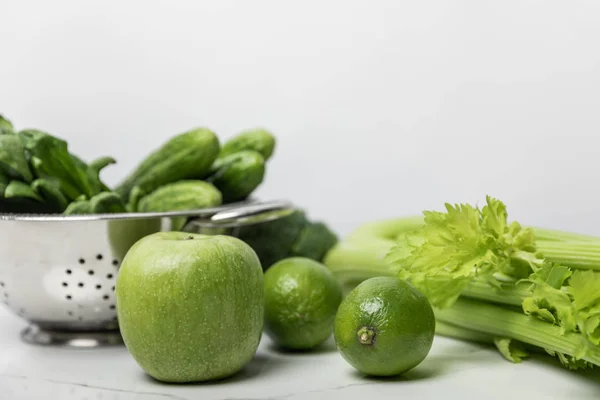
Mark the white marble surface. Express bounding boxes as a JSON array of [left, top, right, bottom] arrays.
[[0, 308, 598, 400]]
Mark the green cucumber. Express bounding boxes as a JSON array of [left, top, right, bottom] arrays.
[[137, 180, 223, 213], [137, 180, 223, 230], [219, 129, 275, 161], [116, 128, 220, 203], [205, 150, 265, 203]]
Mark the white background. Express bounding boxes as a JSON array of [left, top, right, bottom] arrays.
[[2, 0, 600, 236]]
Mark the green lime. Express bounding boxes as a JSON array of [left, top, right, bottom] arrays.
[[264, 257, 343, 350], [334, 277, 435, 377]]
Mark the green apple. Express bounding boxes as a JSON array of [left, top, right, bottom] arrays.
[[115, 232, 264, 383]]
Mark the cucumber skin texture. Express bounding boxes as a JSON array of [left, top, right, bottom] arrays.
[[219, 129, 275, 161], [137, 180, 223, 213], [116, 128, 220, 202], [206, 150, 265, 203]]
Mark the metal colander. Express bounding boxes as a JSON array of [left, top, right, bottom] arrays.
[[0, 199, 294, 348]]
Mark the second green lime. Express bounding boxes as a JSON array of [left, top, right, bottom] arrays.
[[264, 257, 343, 350], [334, 276, 435, 377]]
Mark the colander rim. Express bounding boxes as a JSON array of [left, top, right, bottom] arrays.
[[0, 198, 293, 223]]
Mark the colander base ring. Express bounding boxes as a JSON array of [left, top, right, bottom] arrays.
[[21, 325, 123, 348]]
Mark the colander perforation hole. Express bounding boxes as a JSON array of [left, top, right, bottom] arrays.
[[67, 311, 73, 316], [96, 284, 102, 290], [78, 282, 84, 288], [3, 292, 8, 298], [106, 273, 114, 279], [78, 258, 85, 265], [97, 254, 103, 260], [88, 270, 94, 275], [103, 295, 109, 300], [112, 260, 119, 266], [0, 281, 4, 287], [66, 269, 72, 274], [62, 282, 68, 287], [109, 305, 115, 310], [78, 316, 84, 321], [66, 295, 72, 300], [111, 286, 115, 292]]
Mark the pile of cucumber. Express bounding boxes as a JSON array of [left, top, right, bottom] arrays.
[[0, 114, 337, 268], [0, 114, 273, 215]]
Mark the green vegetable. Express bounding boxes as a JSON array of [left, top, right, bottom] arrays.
[[323, 197, 600, 369], [18, 129, 99, 200], [236, 210, 309, 269], [290, 222, 338, 261], [116, 127, 220, 204], [0, 171, 9, 197], [31, 179, 69, 212], [72, 155, 115, 195], [63, 192, 127, 215], [137, 180, 223, 230], [90, 192, 127, 214], [4, 180, 43, 202], [0, 180, 56, 214], [0, 115, 14, 135], [205, 150, 265, 203], [0, 134, 33, 182], [63, 199, 92, 215], [137, 180, 223, 213], [219, 129, 276, 161], [235, 210, 339, 270]]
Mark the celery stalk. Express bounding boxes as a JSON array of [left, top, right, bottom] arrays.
[[435, 320, 495, 344], [538, 241, 600, 271], [435, 298, 600, 367], [533, 227, 600, 243], [461, 279, 530, 307]]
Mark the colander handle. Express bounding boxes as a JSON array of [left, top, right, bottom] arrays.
[[182, 199, 296, 229]]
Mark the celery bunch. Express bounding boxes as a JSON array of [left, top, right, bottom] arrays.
[[323, 196, 600, 369]]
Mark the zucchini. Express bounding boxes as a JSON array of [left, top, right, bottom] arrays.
[[116, 128, 220, 203], [205, 150, 265, 203], [219, 129, 276, 161]]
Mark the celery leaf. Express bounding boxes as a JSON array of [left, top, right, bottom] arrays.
[[389, 196, 544, 308], [494, 338, 529, 363]]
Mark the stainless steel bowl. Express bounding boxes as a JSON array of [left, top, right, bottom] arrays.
[[0, 199, 294, 348]]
